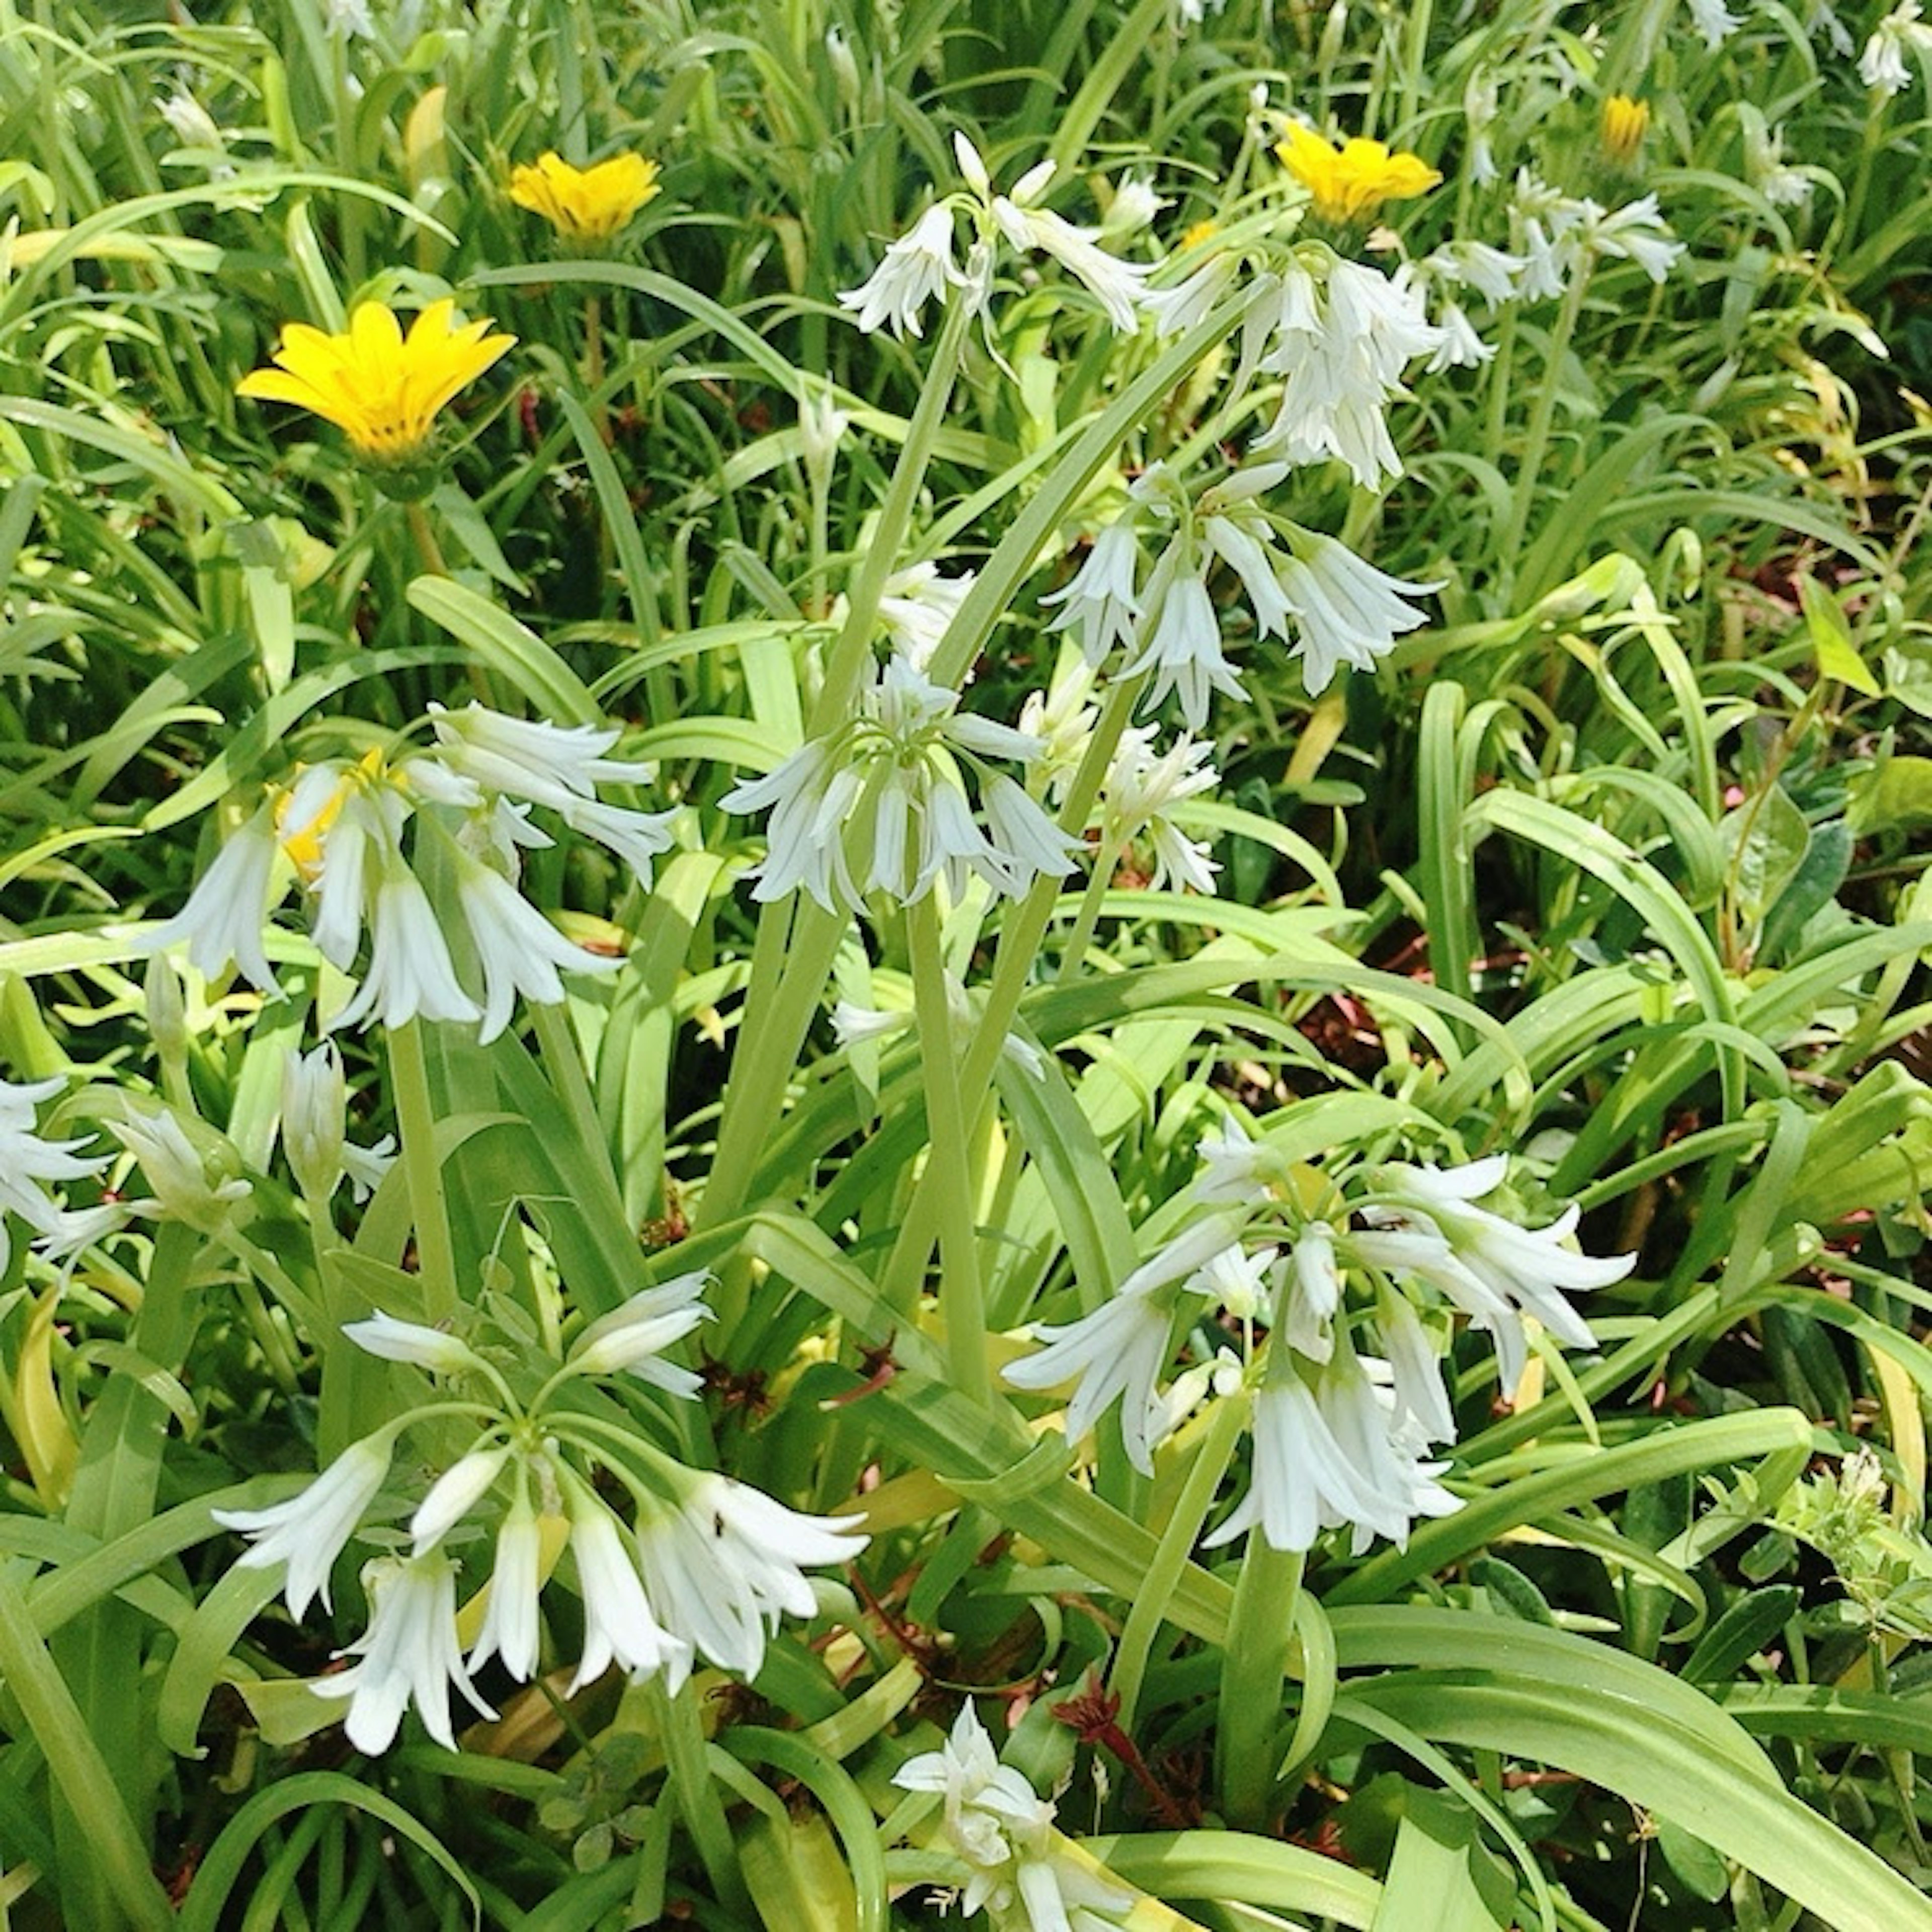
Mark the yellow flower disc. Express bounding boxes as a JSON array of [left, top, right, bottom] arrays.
[[508, 150, 662, 242], [1602, 94, 1650, 165], [1276, 123, 1442, 225]]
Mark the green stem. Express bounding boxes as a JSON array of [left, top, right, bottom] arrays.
[[1215, 1535, 1306, 1830], [405, 500, 448, 577], [1055, 836, 1123, 987], [908, 893, 990, 1406], [583, 291, 607, 445], [1498, 267, 1589, 597], [1110, 1392, 1248, 1733], [387, 1018, 459, 1324], [648, 1677, 752, 1920]]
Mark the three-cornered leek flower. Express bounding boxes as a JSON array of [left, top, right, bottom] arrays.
[[509, 150, 662, 241], [236, 299, 514, 479], [1275, 123, 1441, 226]]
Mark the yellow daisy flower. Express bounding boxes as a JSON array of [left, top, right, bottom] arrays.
[[236, 299, 515, 467], [1602, 94, 1650, 165], [1276, 124, 1441, 226], [508, 151, 662, 242]]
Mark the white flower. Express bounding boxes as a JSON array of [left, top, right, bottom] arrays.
[[1193, 1117, 1276, 1206], [1101, 175, 1165, 238], [1123, 556, 1247, 730], [992, 194, 1152, 331], [148, 809, 282, 993], [322, 0, 374, 36], [1464, 69, 1500, 184], [1376, 1292, 1455, 1442], [1277, 531, 1437, 695], [896, 1702, 1054, 1887], [1102, 729, 1220, 895], [1041, 520, 1145, 668], [1205, 1349, 1459, 1554], [343, 1309, 488, 1378], [1686, 0, 1740, 47], [467, 1481, 547, 1681], [559, 1472, 690, 1693], [1284, 1223, 1342, 1361], [1004, 1291, 1175, 1475], [113, 1107, 250, 1229], [1421, 240, 1526, 307], [158, 89, 222, 150], [1863, 1, 1932, 90], [1425, 301, 1493, 372], [281, 1042, 347, 1202], [875, 562, 977, 670], [1806, 0, 1855, 56], [451, 850, 620, 1044], [0, 1077, 105, 1273], [798, 389, 850, 470], [567, 1270, 713, 1394], [1016, 654, 1099, 801], [1354, 1155, 1635, 1388], [329, 866, 479, 1034], [633, 1470, 866, 1678], [1584, 196, 1684, 283], [410, 1442, 512, 1554], [213, 1433, 391, 1619], [311, 1550, 494, 1753], [1142, 251, 1239, 338], [838, 204, 960, 337]]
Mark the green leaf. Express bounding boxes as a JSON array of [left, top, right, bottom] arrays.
[[1848, 753, 1932, 835], [1799, 575, 1880, 695], [1372, 1791, 1515, 1931]]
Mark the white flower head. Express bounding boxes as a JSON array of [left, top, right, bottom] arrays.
[[328, 863, 479, 1035], [874, 561, 977, 670], [1103, 728, 1221, 895], [281, 1042, 347, 1203], [158, 89, 223, 150], [410, 1441, 512, 1555], [113, 1107, 250, 1230], [1041, 519, 1146, 669], [467, 1477, 548, 1681], [213, 1432, 391, 1620], [0, 1077, 107, 1275], [1583, 195, 1684, 284], [1123, 546, 1247, 730], [1862, 2, 1932, 91], [1278, 529, 1438, 695], [1686, 0, 1740, 47], [559, 1469, 690, 1693], [1102, 174, 1166, 239], [1004, 1290, 1176, 1476], [147, 808, 284, 994], [311, 1550, 495, 1753], [838, 204, 960, 338]]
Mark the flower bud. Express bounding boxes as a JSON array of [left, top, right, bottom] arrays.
[[143, 954, 189, 1069], [282, 1042, 348, 1203]]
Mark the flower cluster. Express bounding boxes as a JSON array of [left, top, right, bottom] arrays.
[[150, 703, 674, 1041], [1510, 170, 1685, 296], [214, 1274, 866, 1753], [1003, 1128, 1634, 1554], [894, 1703, 1136, 1932], [1043, 460, 1437, 721], [1862, 1, 1932, 94], [0, 1077, 108, 1275], [720, 652, 1078, 915], [838, 134, 1151, 339]]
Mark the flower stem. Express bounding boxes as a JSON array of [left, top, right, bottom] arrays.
[[387, 1017, 459, 1325], [649, 1676, 753, 1920], [907, 892, 990, 1406], [1109, 1390, 1248, 1733], [405, 500, 448, 577], [583, 290, 607, 443], [1054, 836, 1123, 987], [1498, 267, 1588, 600], [1215, 1535, 1306, 1830]]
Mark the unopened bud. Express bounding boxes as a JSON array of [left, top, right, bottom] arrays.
[[144, 954, 189, 1067], [282, 1042, 347, 1203]]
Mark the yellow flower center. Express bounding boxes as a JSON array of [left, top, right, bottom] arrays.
[[508, 151, 662, 243], [1602, 94, 1650, 165], [277, 748, 388, 879], [1276, 124, 1442, 226]]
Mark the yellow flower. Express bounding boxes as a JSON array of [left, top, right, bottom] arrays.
[[508, 151, 661, 242], [1602, 94, 1650, 165], [236, 299, 515, 467], [1276, 123, 1441, 225]]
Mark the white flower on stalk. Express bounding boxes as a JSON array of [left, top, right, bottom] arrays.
[[1685, 0, 1740, 47], [1100, 728, 1220, 895], [633, 1469, 867, 1679], [797, 389, 850, 471], [1805, 0, 1855, 56], [343, 1309, 489, 1378], [1861, 1, 1932, 91], [0, 1077, 106, 1274], [566, 1269, 713, 1395], [1353, 1155, 1634, 1388], [410, 1441, 512, 1554], [1421, 240, 1527, 308], [1101, 175, 1166, 239], [311, 1550, 495, 1753], [467, 1478, 547, 1681], [148, 808, 282, 993], [895, 1703, 1137, 1930], [112, 1106, 250, 1229], [1003, 1287, 1176, 1475], [1015, 654, 1099, 802], [1204, 1345, 1459, 1555], [1581, 195, 1684, 283], [1376, 1291, 1455, 1441], [1121, 549, 1247, 731], [452, 848, 621, 1045], [1745, 121, 1813, 208], [1041, 520, 1145, 669], [1424, 300, 1494, 372], [873, 562, 977, 670], [1275, 530, 1438, 695], [558, 1469, 691, 1693], [1193, 1116, 1279, 1206], [1464, 69, 1501, 184], [1142, 250, 1240, 338], [328, 863, 480, 1034], [1283, 1222, 1343, 1361], [212, 1432, 392, 1619], [158, 88, 223, 151], [989, 157, 1153, 332], [838, 204, 961, 338], [721, 653, 1078, 916]]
